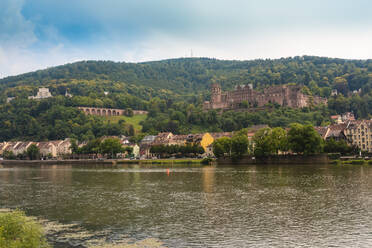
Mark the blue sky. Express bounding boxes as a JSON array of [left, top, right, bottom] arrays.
[[1, 0, 372, 78]]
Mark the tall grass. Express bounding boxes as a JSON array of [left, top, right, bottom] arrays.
[[0, 210, 50, 248]]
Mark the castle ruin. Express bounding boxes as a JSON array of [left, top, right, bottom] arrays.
[[203, 83, 327, 110]]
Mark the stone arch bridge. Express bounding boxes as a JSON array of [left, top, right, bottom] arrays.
[[78, 107, 125, 116], [78, 107, 148, 116]]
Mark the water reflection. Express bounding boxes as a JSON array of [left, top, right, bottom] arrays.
[[1, 164, 372, 247]]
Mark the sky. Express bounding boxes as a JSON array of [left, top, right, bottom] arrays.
[[1, 0, 372, 78]]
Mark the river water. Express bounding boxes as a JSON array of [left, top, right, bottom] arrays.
[[1, 163, 372, 247]]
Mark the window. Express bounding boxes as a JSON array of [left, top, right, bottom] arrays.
[[363, 144, 365, 149], [362, 138, 365, 142], [362, 131, 365, 136]]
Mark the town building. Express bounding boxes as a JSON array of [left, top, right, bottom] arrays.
[[344, 120, 372, 152], [28, 88, 52, 100], [203, 83, 327, 110], [37, 142, 58, 157], [65, 90, 73, 98], [12, 142, 34, 156], [330, 112, 355, 124]]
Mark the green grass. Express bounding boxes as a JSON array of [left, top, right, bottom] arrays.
[[105, 114, 147, 131], [334, 159, 368, 165], [0, 210, 50, 248]]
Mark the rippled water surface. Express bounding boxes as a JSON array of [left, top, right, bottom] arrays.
[[1, 163, 372, 247]]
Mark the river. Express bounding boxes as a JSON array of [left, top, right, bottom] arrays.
[[1, 163, 372, 247]]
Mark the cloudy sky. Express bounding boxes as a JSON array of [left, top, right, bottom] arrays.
[[1, 0, 372, 78]]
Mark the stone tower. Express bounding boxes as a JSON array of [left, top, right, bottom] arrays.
[[211, 83, 222, 103]]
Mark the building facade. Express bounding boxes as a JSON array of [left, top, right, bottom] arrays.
[[28, 88, 52, 100], [344, 120, 372, 152], [203, 83, 327, 110]]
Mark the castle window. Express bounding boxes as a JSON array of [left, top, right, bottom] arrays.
[[363, 144, 365, 149], [362, 131, 365, 136], [362, 138, 365, 142]]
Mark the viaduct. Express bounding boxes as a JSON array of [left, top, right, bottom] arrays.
[[78, 107, 148, 116]]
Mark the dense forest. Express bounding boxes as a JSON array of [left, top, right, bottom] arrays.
[[1, 56, 372, 141]]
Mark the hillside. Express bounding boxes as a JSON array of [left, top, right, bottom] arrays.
[[1, 56, 372, 142], [2, 56, 372, 97]]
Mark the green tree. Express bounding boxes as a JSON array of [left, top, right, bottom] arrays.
[[70, 139, 79, 154], [252, 128, 275, 157], [231, 133, 249, 159], [271, 127, 288, 154], [287, 123, 323, 155], [324, 138, 352, 155], [100, 138, 124, 158], [212, 137, 232, 158], [26, 144, 40, 160]]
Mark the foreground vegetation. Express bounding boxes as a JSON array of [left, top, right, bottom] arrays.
[[0, 210, 166, 248], [0, 210, 50, 248]]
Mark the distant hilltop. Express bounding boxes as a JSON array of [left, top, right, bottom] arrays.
[[1, 56, 371, 97]]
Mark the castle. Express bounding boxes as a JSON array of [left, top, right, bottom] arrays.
[[203, 83, 327, 110], [28, 88, 52, 100]]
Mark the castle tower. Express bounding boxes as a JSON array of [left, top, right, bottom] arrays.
[[211, 83, 222, 103]]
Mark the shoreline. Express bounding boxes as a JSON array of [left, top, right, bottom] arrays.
[[0, 158, 206, 166]]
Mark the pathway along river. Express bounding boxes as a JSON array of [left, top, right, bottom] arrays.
[[1, 163, 372, 247]]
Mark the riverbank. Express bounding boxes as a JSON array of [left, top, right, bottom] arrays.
[[117, 158, 205, 165], [0, 159, 115, 166], [0, 158, 208, 166], [217, 154, 330, 165], [332, 159, 372, 165]]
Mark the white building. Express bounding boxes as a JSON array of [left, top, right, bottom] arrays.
[[29, 88, 52, 100]]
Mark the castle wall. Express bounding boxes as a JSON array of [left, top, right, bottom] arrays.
[[204, 84, 327, 110]]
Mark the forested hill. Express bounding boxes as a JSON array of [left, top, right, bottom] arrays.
[[2, 56, 372, 97], [2, 56, 372, 142]]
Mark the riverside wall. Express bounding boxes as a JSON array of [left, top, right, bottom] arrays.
[[0, 159, 115, 166], [217, 154, 330, 165]]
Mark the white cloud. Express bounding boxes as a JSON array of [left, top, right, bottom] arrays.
[[1, 0, 372, 78]]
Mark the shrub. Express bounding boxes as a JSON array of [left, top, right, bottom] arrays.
[[342, 160, 365, 165], [351, 160, 365, 165], [201, 157, 213, 165], [327, 153, 341, 160], [330, 160, 341, 165], [0, 210, 50, 248], [368, 160, 372, 165]]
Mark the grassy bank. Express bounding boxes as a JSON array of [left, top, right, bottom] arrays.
[[332, 159, 372, 165], [104, 114, 147, 131]]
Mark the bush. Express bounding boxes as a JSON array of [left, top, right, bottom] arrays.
[[327, 153, 341, 160], [0, 210, 50, 248], [342, 160, 365, 165], [330, 159, 341, 165], [201, 157, 213, 165], [368, 160, 372, 165], [351, 160, 365, 165]]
